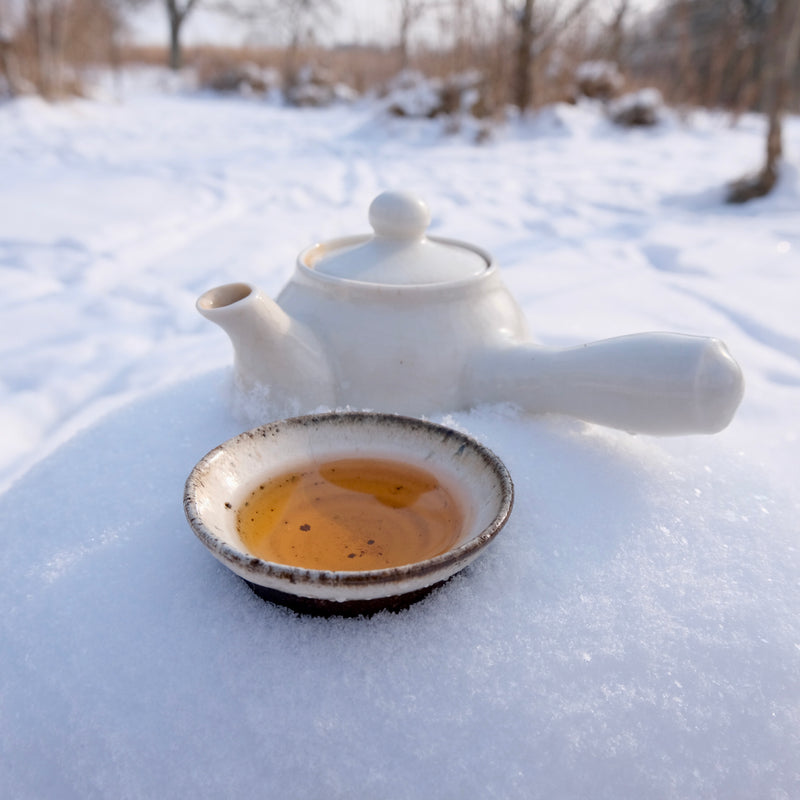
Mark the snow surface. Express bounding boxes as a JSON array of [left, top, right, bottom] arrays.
[[1, 70, 799, 798]]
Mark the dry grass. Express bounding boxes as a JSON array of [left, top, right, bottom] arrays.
[[121, 42, 404, 95], [3, 1, 795, 117]]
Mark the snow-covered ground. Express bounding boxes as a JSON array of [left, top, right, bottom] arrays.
[[1, 70, 799, 798]]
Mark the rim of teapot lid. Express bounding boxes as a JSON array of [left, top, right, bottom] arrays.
[[311, 190, 487, 285]]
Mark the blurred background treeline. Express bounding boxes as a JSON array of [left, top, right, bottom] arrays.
[[1, 1, 799, 198], [0, 0, 796, 110]]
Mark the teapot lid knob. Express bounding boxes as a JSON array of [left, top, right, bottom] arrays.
[[368, 191, 431, 240]]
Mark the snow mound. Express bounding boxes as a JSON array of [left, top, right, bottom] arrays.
[[575, 60, 624, 100], [1, 371, 798, 799], [609, 88, 664, 127]]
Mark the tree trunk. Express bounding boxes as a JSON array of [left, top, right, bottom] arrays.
[[676, 0, 696, 107], [397, 0, 429, 72], [28, 0, 51, 96], [168, 13, 181, 70], [513, 0, 535, 111], [728, 0, 800, 202], [0, 14, 20, 96], [0, 0, 19, 95], [608, 0, 628, 68], [762, 0, 800, 179], [165, 0, 199, 72]]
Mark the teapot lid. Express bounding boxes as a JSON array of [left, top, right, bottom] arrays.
[[310, 191, 488, 284]]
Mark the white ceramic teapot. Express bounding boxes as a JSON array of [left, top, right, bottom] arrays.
[[197, 191, 744, 435]]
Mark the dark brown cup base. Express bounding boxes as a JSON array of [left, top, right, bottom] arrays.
[[244, 578, 449, 618]]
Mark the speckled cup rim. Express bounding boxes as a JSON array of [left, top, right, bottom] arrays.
[[183, 412, 514, 614]]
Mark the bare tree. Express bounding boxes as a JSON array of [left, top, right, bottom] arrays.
[[283, 0, 336, 82], [212, 0, 336, 86], [396, 0, 431, 69], [19, 0, 99, 96], [25, 0, 64, 96], [675, 0, 697, 108], [164, 0, 200, 70], [728, 0, 800, 202], [629, 0, 782, 112], [0, 0, 129, 97], [606, 0, 629, 67], [511, 0, 534, 110], [504, 0, 594, 111], [0, 0, 22, 95]]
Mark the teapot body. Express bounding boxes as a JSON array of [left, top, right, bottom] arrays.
[[278, 237, 529, 415], [197, 191, 744, 435]]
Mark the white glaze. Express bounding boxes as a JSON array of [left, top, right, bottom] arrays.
[[197, 191, 745, 435]]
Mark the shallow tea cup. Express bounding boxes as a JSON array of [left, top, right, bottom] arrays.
[[183, 412, 513, 616]]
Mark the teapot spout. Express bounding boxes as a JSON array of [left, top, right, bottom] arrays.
[[197, 282, 336, 412]]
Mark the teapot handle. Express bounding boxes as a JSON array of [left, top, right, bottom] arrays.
[[469, 333, 744, 435]]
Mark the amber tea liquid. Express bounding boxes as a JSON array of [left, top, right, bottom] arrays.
[[236, 458, 465, 570]]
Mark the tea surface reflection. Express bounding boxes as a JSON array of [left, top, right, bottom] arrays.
[[237, 458, 465, 570]]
